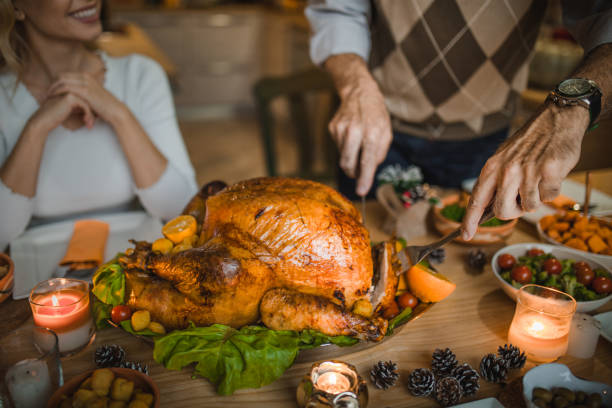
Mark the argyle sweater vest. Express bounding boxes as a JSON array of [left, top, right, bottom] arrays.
[[369, 0, 547, 140]]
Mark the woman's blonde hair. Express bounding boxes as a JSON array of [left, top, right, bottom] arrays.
[[0, 0, 28, 76]]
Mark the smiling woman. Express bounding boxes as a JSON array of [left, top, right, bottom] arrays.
[[0, 0, 198, 250]]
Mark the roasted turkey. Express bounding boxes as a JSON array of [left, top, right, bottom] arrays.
[[119, 178, 400, 341]]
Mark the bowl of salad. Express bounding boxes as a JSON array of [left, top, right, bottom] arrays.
[[432, 193, 517, 245], [492, 243, 612, 312]]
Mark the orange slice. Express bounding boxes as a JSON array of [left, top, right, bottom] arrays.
[[406, 264, 456, 303], [162, 215, 197, 244]]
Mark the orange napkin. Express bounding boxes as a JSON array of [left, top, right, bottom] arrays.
[[59, 220, 109, 268]]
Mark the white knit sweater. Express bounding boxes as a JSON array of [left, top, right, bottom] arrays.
[[0, 52, 198, 250]]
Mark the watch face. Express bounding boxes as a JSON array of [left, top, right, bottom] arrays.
[[558, 78, 591, 97]]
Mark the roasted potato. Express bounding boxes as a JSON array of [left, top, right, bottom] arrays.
[[133, 391, 154, 407], [147, 321, 166, 335], [91, 368, 115, 397], [87, 397, 110, 408], [131, 310, 151, 332], [111, 377, 135, 402], [73, 389, 97, 408], [108, 401, 127, 408], [81, 376, 93, 390]]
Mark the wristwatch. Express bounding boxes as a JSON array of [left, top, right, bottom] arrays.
[[547, 78, 602, 130]]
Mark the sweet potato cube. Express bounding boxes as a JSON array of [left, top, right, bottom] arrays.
[[539, 215, 557, 230], [599, 227, 611, 239], [587, 235, 607, 253], [561, 232, 573, 242], [577, 230, 594, 241], [572, 217, 589, 232], [565, 238, 588, 252], [548, 229, 561, 241], [552, 222, 570, 232]]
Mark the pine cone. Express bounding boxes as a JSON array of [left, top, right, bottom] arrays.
[[428, 248, 446, 264], [431, 348, 457, 377], [435, 377, 463, 407], [94, 344, 125, 368], [479, 354, 508, 383], [407, 368, 435, 397], [369, 361, 399, 390], [497, 344, 526, 370], [119, 360, 150, 376], [451, 363, 480, 397], [467, 249, 487, 270]]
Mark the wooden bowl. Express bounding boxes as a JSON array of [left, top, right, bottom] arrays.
[[47, 367, 160, 408], [432, 194, 517, 245], [0, 253, 14, 303]]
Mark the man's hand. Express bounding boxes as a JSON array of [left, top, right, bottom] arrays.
[[325, 54, 392, 196], [462, 102, 590, 240]]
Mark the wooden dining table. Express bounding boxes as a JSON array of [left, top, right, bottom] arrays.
[[2, 172, 612, 408]]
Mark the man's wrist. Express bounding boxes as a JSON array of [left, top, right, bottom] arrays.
[[545, 100, 590, 134], [324, 53, 377, 99]]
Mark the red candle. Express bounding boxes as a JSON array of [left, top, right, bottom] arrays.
[[30, 279, 94, 355]]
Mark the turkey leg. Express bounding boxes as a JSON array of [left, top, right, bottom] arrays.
[[260, 287, 388, 342]]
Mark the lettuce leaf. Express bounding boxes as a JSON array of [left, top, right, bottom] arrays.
[[153, 324, 357, 395], [92, 257, 125, 306], [93, 298, 113, 330]]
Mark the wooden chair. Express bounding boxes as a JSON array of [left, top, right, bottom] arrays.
[[253, 68, 340, 182]]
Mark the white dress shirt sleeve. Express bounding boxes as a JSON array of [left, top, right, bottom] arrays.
[[305, 0, 373, 65]]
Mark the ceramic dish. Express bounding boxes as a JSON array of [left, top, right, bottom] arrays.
[[594, 311, 612, 343], [522, 363, 612, 408], [536, 217, 612, 269], [491, 243, 612, 312], [0, 253, 14, 303], [47, 367, 159, 408], [432, 194, 517, 245]]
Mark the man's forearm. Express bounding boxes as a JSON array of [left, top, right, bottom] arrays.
[[324, 54, 379, 99], [572, 43, 612, 118]]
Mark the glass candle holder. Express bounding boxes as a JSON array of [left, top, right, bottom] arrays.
[[29, 278, 95, 356], [0, 327, 63, 408], [507, 284, 576, 363], [296, 360, 368, 408]]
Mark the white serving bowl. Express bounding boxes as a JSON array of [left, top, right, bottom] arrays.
[[536, 218, 612, 269], [522, 363, 612, 408], [491, 243, 612, 312]]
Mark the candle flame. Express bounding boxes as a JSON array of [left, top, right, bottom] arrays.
[[51, 295, 59, 307], [529, 321, 545, 333]]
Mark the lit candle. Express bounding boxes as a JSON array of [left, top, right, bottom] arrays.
[[5, 358, 53, 408], [507, 285, 575, 363], [316, 371, 351, 394], [297, 360, 368, 408], [29, 279, 94, 355]]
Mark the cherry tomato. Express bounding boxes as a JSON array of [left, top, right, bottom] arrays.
[[543, 258, 562, 275], [382, 301, 400, 319], [497, 254, 516, 270], [592, 276, 612, 294], [111, 305, 132, 324], [527, 248, 545, 257], [511, 265, 532, 284], [574, 261, 595, 286], [397, 292, 418, 309]]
